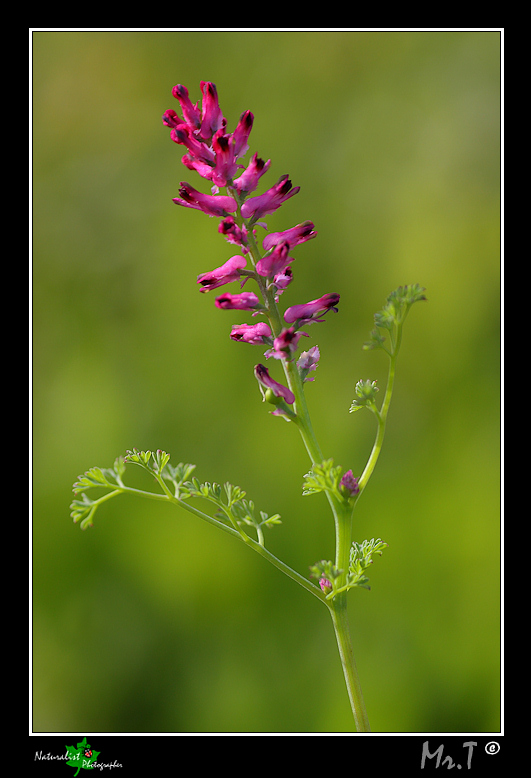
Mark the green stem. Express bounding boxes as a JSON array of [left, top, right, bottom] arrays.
[[283, 356, 324, 464], [328, 594, 371, 731], [357, 321, 402, 495], [322, 491, 371, 731]]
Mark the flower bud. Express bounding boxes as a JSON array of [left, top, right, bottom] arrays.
[[355, 379, 379, 403], [340, 470, 360, 497], [297, 346, 320, 382], [319, 578, 333, 595]]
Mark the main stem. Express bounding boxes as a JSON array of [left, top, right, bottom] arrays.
[[329, 595, 371, 731]]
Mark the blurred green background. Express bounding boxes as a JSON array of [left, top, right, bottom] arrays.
[[33, 30, 501, 733]]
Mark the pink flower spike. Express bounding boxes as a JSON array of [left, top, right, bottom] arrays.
[[230, 322, 272, 344], [254, 364, 295, 405], [256, 240, 293, 278], [200, 81, 225, 140], [263, 221, 317, 251], [174, 183, 237, 218], [284, 293, 340, 324], [197, 255, 247, 292], [215, 292, 262, 310], [241, 175, 300, 221]]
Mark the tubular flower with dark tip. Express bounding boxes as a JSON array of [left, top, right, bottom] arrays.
[[173, 183, 237, 217], [284, 294, 341, 325], [218, 216, 249, 251], [254, 364, 295, 405], [265, 327, 308, 360], [256, 240, 293, 278], [230, 322, 272, 344], [212, 131, 239, 188], [199, 81, 226, 140], [214, 292, 262, 310], [232, 110, 254, 159], [233, 153, 271, 195], [197, 255, 247, 292], [162, 109, 187, 130], [262, 221, 317, 251], [170, 126, 216, 166], [241, 175, 300, 221], [171, 83, 201, 130]]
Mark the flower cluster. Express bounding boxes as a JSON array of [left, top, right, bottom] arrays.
[[163, 81, 340, 412]]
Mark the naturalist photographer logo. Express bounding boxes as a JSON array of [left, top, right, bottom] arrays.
[[34, 737, 122, 774]]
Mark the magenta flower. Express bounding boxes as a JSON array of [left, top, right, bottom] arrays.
[[256, 240, 293, 278], [181, 153, 215, 181], [340, 470, 360, 496], [173, 182, 237, 217], [233, 153, 271, 195], [218, 216, 248, 251], [215, 292, 262, 310], [170, 126, 216, 166], [230, 322, 272, 344], [199, 81, 226, 140], [232, 110, 254, 159], [254, 364, 295, 405], [273, 267, 293, 292], [197, 255, 247, 292], [263, 221, 317, 251], [171, 84, 201, 130], [265, 327, 308, 360], [211, 132, 240, 188], [162, 109, 187, 131], [284, 293, 340, 324], [241, 175, 300, 221]]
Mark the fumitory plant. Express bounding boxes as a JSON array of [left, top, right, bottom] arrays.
[[71, 80, 426, 733]]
